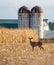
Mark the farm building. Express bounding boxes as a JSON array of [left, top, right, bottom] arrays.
[[0, 6, 53, 39], [18, 6, 50, 39]]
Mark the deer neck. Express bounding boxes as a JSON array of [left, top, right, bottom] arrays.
[[30, 39, 32, 43]]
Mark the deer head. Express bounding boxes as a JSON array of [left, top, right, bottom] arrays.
[[29, 37, 33, 40]]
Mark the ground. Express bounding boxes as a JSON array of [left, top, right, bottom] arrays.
[[0, 28, 54, 65], [0, 42, 54, 65]]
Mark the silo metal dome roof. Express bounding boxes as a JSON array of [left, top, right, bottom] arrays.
[[18, 6, 30, 13], [31, 6, 43, 13]]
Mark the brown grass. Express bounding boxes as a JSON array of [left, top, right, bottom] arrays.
[[0, 28, 54, 65], [0, 42, 54, 65], [0, 28, 38, 43]]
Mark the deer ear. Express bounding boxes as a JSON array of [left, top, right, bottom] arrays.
[[32, 37, 33, 39], [28, 37, 33, 39], [28, 37, 32, 39], [30, 37, 33, 39]]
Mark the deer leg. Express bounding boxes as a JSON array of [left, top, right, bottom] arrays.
[[38, 46, 44, 50], [40, 46, 44, 50], [32, 46, 34, 51], [41, 46, 44, 50]]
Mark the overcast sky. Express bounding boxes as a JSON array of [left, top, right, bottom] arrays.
[[0, 0, 54, 22]]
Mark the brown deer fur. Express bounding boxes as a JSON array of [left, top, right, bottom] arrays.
[[29, 37, 44, 50]]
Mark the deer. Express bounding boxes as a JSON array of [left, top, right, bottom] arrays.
[[28, 37, 44, 50]]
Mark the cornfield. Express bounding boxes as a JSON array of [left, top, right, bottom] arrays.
[[0, 28, 54, 65], [0, 27, 38, 43]]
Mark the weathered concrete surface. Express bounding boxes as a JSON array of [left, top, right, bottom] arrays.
[[0, 43, 54, 65]]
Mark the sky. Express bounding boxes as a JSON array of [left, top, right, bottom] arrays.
[[0, 0, 54, 22]]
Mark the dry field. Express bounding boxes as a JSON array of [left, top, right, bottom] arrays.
[[0, 43, 54, 65], [0, 27, 38, 43], [0, 28, 54, 65]]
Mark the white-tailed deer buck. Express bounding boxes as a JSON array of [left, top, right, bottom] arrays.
[[29, 37, 44, 50]]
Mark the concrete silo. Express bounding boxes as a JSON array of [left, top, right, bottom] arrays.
[[18, 6, 30, 28], [31, 6, 44, 38]]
